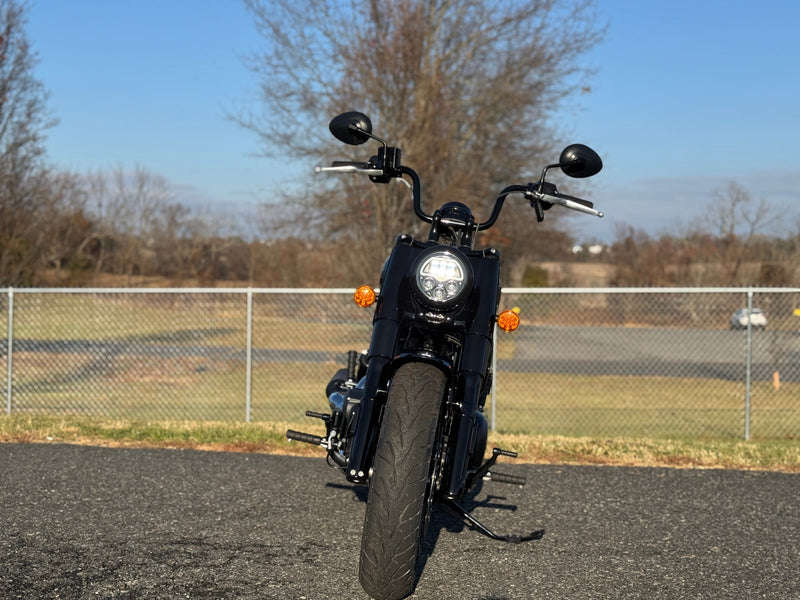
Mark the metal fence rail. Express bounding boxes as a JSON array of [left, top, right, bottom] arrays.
[[3, 287, 799, 440]]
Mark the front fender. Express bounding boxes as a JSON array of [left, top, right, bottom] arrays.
[[390, 350, 454, 382]]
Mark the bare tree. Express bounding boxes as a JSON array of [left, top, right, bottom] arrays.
[[86, 165, 181, 282], [236, 0, 603, 282], [0, 0, 56, 285], [704, 181, 780, 283], [33, 170, 92, 282]]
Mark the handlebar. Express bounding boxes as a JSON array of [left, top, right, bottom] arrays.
[[315, 160, 602, 229]]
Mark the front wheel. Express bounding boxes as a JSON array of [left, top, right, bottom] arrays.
[[359, 362, 446, 600]]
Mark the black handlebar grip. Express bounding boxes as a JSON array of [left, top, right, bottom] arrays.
[[286, 430, 323, 445]]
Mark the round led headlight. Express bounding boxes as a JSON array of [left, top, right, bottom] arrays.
[[411, 249, 472, 308]]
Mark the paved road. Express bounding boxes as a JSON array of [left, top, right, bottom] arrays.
[[2, 443, 798, 599], [507, 325, 800, 382], [6, 325, 799, 383]]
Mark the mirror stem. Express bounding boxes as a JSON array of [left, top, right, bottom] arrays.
[[349, 125, 387, 154]]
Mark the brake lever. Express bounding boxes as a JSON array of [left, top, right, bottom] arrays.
[[525, 182, 553, 222], [530, 194, 545, 222]]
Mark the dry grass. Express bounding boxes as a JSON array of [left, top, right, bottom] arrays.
[[2, 415, 798, 473], [487, 432, 800, 472]]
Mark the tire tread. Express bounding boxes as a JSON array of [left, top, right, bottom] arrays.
[[359, 363, 445, 600]]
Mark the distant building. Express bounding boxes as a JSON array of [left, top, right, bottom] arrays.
[[572, 244, 605, 256]]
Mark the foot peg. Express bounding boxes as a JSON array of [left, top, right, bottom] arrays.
[[494, 448, 518, 458], [286, 409, 336, 447], [286, 430, 324, 446], [472, 447, 526, 487], [304, 411, 330, 423], [485, 471, 527, 486]]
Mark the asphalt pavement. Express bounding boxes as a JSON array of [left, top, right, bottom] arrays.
[[508, 325, 800, 382], [1, 443, 798, 599]]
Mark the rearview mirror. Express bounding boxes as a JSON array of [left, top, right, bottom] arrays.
[[329, 112, 373, 146], [559, 144, 603, 178]]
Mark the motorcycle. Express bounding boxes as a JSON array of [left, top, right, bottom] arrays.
[[287, 111, 603, 600]]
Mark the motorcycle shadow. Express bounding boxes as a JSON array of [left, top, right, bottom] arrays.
[[324, 479, 519, 539], [324, 479, 524, 551], [325, 480, 535, 599]]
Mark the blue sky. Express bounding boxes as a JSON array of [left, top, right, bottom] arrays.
[[28, 1, 800, 243]]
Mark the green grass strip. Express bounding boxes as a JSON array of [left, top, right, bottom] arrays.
[[2, 415, 798, 472]]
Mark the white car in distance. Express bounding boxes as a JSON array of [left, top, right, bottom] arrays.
[[730, 308, 767, 330]]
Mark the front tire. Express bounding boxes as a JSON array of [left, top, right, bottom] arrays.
[[359, 362, 446, 600]]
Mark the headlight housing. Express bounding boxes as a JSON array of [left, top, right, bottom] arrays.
[[411, 249, 472, 308]]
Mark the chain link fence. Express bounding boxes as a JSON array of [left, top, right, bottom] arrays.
[[3, 287, 799, 440]]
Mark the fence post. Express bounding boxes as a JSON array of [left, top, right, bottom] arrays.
[[245, 288, 253, 423], [744, 288, 753, 441], [6, 288, 13, 415]]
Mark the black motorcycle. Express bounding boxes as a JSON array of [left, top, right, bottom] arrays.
[[287, 111, 603, 600]]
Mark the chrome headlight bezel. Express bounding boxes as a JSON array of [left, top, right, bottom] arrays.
[[410, 248, 473, 309]]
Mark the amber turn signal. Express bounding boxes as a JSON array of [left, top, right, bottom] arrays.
[[497, 309, 520, 332], [354, 285, 376, 307]]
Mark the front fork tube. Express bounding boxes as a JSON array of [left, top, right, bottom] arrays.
[[446, 332, 492, 499], [345, 355, 388, 483], [346, 318, 398, 483], [447, 370, 484, 499]]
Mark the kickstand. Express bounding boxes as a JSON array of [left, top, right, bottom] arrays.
[[439, 499, 544, 544]]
